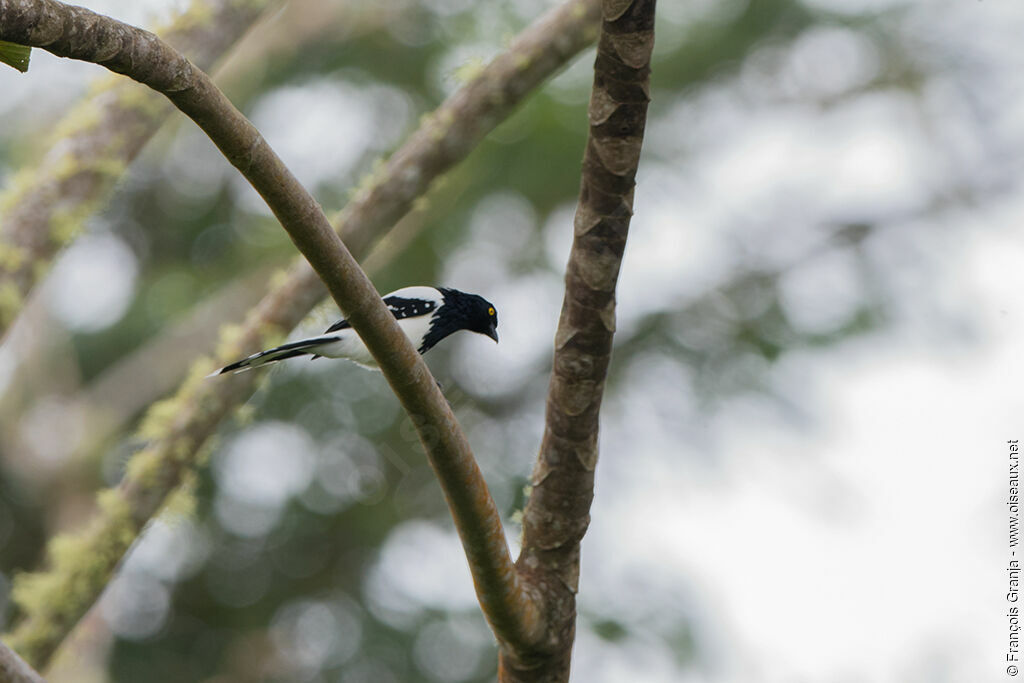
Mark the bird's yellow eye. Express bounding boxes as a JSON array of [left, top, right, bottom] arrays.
[[488, 307, 495, 316]]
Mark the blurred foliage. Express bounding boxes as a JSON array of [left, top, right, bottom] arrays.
[[0, 0, 969, 680]]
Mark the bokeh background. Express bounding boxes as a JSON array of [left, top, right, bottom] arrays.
[[1, 0, 1020, 680]]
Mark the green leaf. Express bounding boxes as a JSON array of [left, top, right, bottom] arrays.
[[0, 40, 31, 73], [592, 618, 629, 642]]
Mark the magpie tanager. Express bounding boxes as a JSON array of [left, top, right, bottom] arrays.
[[211, 286, 498, 375]]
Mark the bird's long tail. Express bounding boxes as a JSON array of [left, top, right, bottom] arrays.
[[211, 335, 339, 376]]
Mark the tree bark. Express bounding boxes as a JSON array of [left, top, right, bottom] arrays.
[[500, 0, 656, 679], [0, 0, 600, 668], [0, 639, 45, 683]]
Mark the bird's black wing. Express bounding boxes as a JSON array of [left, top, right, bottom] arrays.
[[324, 318, 351, 333], [323, 295, 438, 333], [385, 295, 438, 320]]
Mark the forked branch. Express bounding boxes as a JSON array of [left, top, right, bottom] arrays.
[[0, 0, 600, 668]]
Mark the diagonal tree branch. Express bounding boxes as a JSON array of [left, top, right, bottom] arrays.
[[502, 0, 656, 679], [0, 639, 45, 683], [0, 0, 600, 668], [0, 0, 278, 340]]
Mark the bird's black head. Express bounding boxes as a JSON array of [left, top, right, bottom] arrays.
[[419, 288, 499, 353]]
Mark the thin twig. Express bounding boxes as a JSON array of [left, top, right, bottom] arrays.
[[502, 0, 656, 679], [0, 0, 600, 668]]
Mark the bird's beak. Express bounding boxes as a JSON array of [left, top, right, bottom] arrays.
[[486, 324, 499, 343]]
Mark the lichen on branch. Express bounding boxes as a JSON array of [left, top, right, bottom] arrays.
[[0, 0, 277, 340]]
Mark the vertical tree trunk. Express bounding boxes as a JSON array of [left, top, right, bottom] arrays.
[[500, 0, 656, 680]]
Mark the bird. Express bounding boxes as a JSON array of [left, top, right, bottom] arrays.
[[211, 286, 498, 375]]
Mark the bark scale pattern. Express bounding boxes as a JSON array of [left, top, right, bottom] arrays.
[[503, 0, 655, 680], [0, 0, 274, 338]]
